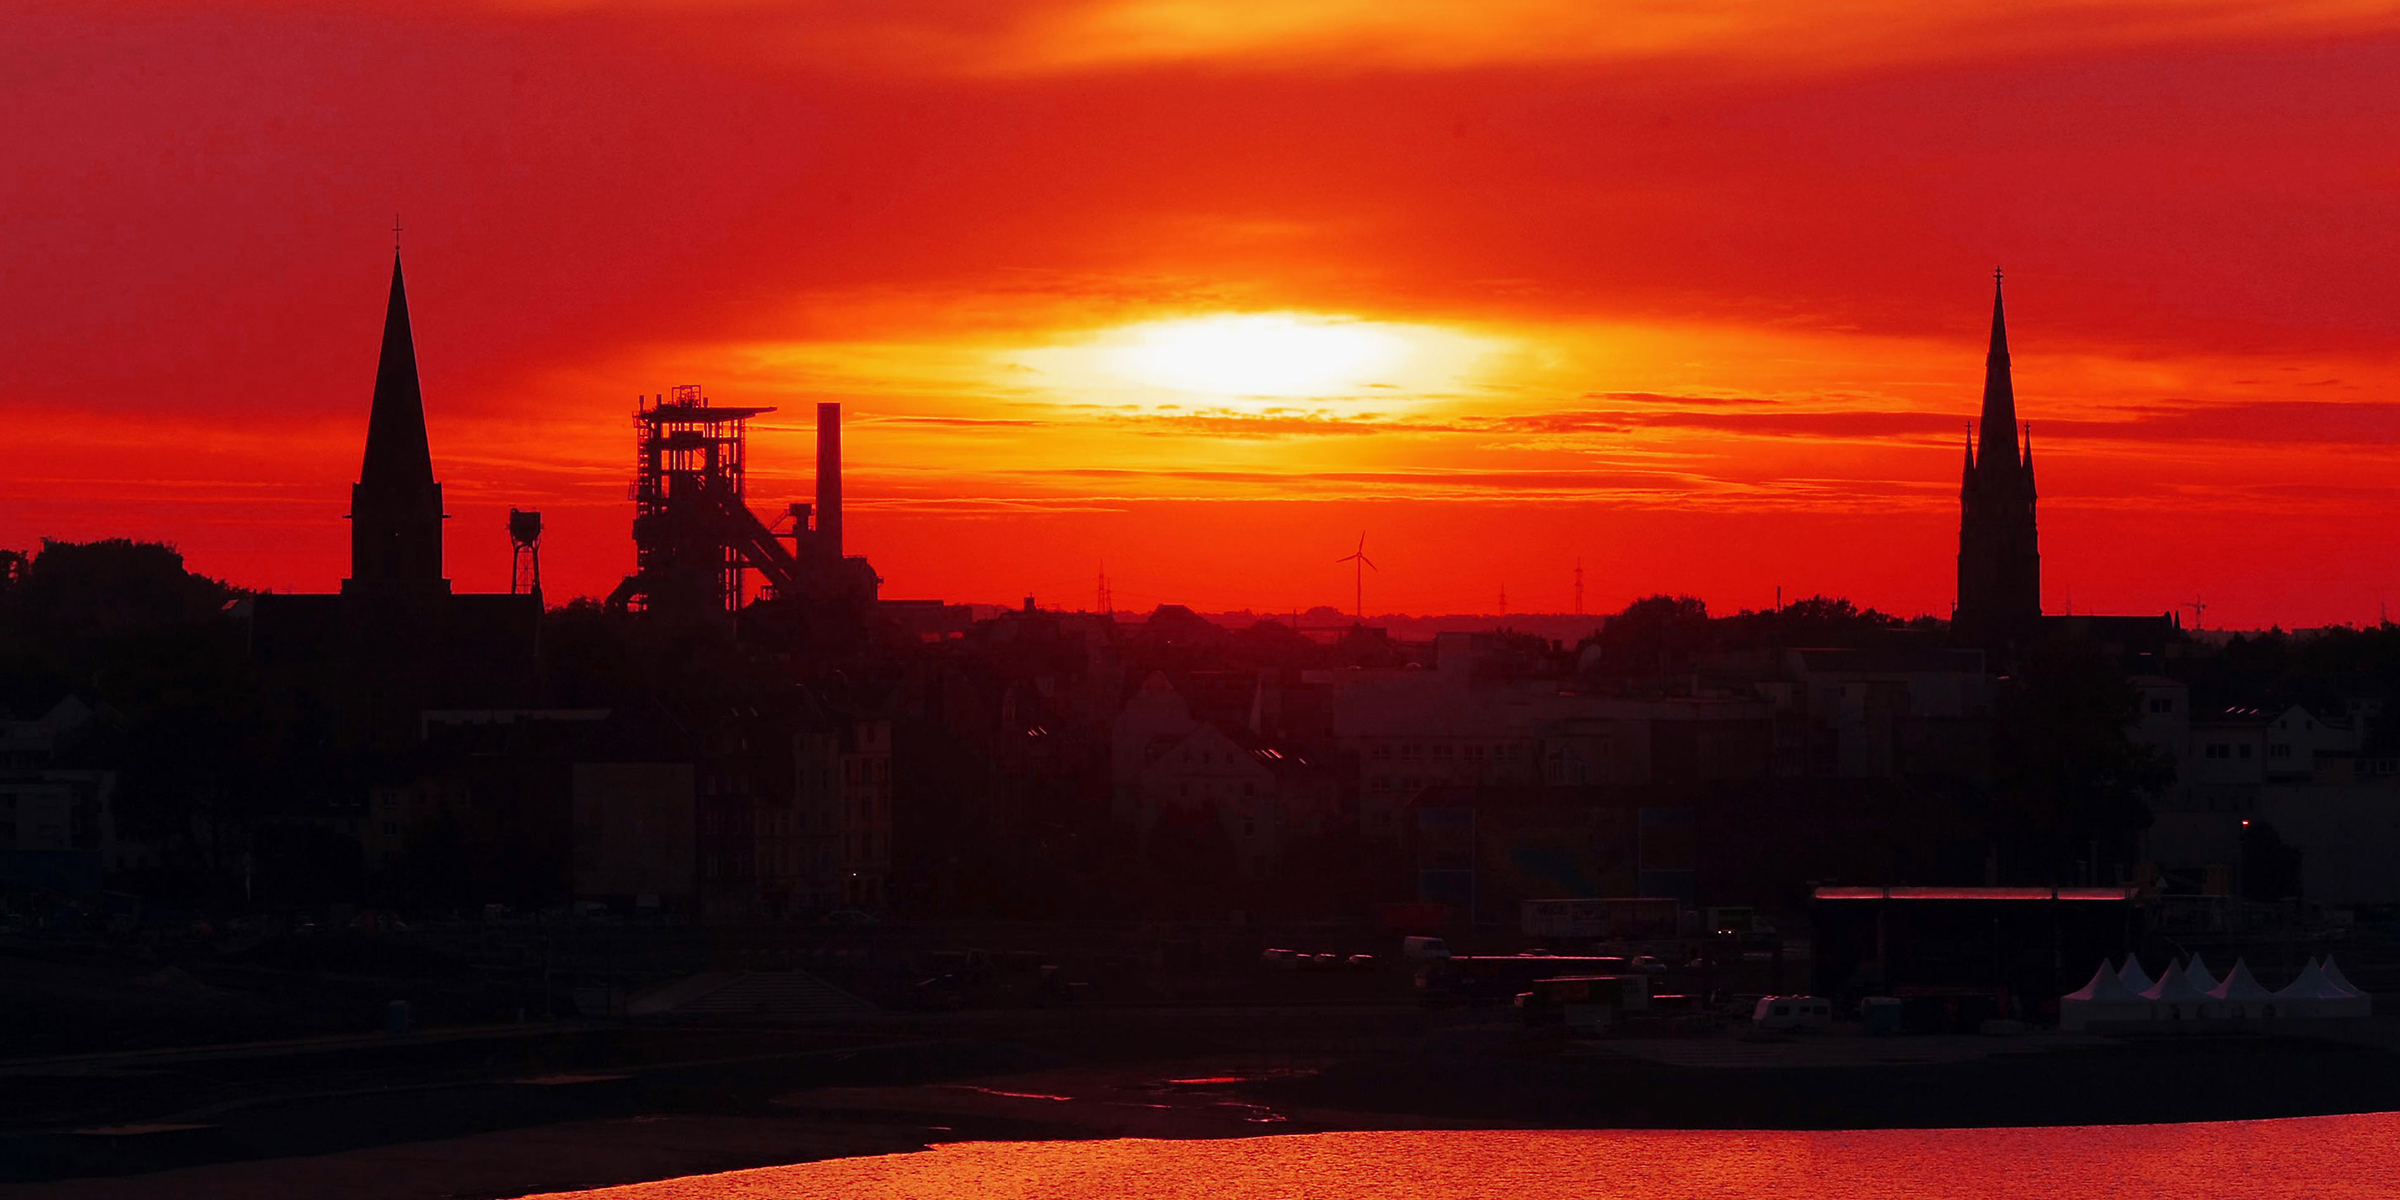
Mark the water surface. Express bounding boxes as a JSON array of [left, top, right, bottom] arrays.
[[526, 1113, 2400, 1199]]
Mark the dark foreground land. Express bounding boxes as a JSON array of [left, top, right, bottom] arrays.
[[8, 1005, 2400, 1199]]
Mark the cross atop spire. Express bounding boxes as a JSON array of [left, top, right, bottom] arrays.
[[392, 212, 403, 253]]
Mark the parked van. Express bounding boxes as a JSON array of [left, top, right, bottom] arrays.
[[1751, 995, 1832, 1031]]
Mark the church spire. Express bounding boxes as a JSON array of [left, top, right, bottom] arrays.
[[1955, 268, 2040, 651], [1977, 269, 2018, 470], [345, 249, 448, 595], [359, 252, 435, 493]]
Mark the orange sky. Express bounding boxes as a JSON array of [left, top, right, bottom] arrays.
[[5, 0, 2400, 627]]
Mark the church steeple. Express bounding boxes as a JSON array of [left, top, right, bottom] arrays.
[[1977, 270, 2018, 471], [1956, 269, 2039, 649], [344, 251, 448, 596], [360, 254, 435, 494]]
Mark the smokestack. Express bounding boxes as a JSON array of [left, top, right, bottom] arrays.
[[815, 402, 842, 562]]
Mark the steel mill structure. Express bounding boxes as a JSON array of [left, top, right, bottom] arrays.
[[606, 385, 879, 617]]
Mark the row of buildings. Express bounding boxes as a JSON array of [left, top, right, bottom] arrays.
[[6, 260, 2396, 923], [2134, 680, 2400, 903]]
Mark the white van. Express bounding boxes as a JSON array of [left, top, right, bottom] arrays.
[[1402, 936, 1452, 963], [1751, 995, 1832, 1031]]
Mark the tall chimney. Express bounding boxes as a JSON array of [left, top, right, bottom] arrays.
[[815, 402, 842, 562]]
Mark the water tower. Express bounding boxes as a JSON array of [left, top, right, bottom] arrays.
[[507, 508, 543, 600]]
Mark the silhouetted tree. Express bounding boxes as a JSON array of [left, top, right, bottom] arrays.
[[2239, 820, 2304, 901], [1587, 594, 1712, 676], [1990, 636, 2167, 882]]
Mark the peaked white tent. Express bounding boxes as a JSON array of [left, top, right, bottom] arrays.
[[2307, 957, 2372, 1018], [2143, 960, 2214, 1021], [2276, 959, 2342, 1019], [2323, 957, 2370, 1015], [2062, 960, 2150, 1030], [2117, 956, 2156, 995], [2183, 954, 2220, 995], [2207, 958, 2277, 1018]]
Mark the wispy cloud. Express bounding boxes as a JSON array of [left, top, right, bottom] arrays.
[[470, 0, 2400, 78]]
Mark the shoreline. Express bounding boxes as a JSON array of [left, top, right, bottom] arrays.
[[9, 1008, 2400, 1198]]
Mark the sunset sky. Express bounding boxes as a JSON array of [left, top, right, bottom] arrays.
[[7, 0, 2400, 627]]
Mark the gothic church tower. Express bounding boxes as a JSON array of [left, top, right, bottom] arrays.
[[344, 252, 450, 597], [1955, 273, 2040, 646]]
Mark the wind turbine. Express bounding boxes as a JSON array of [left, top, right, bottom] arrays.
[[1336, 533, 1376, 625]]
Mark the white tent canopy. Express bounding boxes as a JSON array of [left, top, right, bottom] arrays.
[[2276, 959, 2340, 1018], [2144, 961, 2213, 1017], [2323, 957, 2364, 998], [2067, 960, 2144, 1004], [2058, 954, 2365, 1030], [2294, 957, 2373, 1018], [2061, 960, 2151, 1031], [2208, 958, 2276, 1013], [2117, 956, 2156, 995]]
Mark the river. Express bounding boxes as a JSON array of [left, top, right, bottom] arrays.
[[523, 1114, 2400, 1198]]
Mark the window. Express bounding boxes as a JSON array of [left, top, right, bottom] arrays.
[[2270, 744, 2292, 759], [382, 820, 398, 836], [1243, 819, 1256, 838], [2150, 698, 2174, 714], [1433, 744, 1452, 760], [2239, 744, 2252, 760], [1372, 744, 1392, 761]]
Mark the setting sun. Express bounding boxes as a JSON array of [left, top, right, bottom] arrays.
[[1104, 314, 1408, 397], [999, 313, 1504, 418]]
